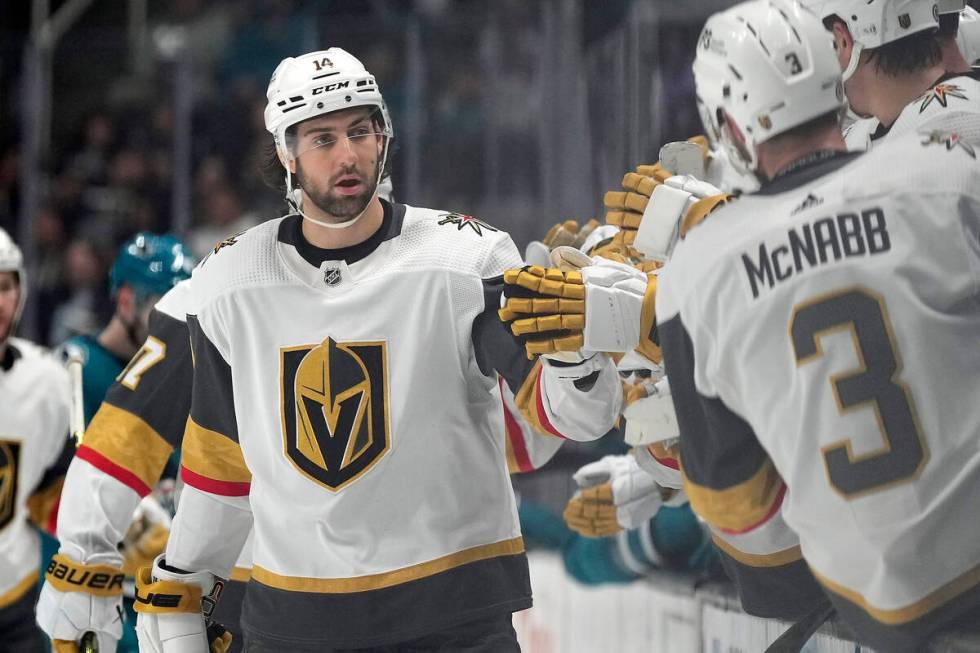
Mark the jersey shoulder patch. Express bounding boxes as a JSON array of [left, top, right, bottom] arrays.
[[435, 212, 500, 237]]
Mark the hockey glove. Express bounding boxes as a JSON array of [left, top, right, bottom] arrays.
[[121, 496, 172, 577], [602, 136, 709, 252], [633, 174, 733, 263], [36, 554, 125, 653], [563, 454, 670, 537], [498, 265, 586, 359], [134, 555, 231, 653], [622, 374, 679, 446]]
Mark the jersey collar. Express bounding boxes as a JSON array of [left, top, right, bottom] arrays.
[[0, 342, 21, 372], [278, 199, 406, 268], [759, 150, 861, 196]]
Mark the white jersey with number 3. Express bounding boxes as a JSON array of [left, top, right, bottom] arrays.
[[657, 133, 980, 651]]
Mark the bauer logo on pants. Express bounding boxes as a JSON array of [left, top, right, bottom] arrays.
[[280, 338, 390, 491]]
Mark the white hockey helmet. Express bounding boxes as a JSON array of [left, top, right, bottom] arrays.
[[803, 0, 940, 79], [0, 227, 27, 332], [264, 48, 393, 165], [957, 6, 980, 64], [693, 0, 845, 176]]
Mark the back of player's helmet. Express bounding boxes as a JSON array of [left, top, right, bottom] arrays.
[[804, 0, 940, 79], [0, 226, 27, 333], [109, 232, 195, 302], [693, 0, 845, 176]]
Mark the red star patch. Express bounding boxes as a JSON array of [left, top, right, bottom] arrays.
[[919, 83, 968, 112], [922, 131, 977, 159]]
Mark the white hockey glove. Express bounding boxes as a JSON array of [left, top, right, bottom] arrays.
[[36, 554, 125, 653], [634, 173, 732, 263], [563, 454, 672, 537], [135, 555, 231, 653], [622, 375, 680, 446], [579, 256, 653, 354]]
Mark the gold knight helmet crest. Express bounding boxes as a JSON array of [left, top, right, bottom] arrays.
[[280, 337, 390, 491]]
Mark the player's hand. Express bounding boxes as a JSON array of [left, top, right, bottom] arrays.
[[498, 265, 586, 359], [36, 554, 124, 653], [122, 496, 172, 577], [622, 374, 680, 446], [602, 136, 710, 253], [563, 454, 666, 537], [632, 173, 732, 262], [135, 555, 231, 653]]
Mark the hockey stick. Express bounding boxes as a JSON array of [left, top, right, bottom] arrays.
[[764, 600, 836, 653]]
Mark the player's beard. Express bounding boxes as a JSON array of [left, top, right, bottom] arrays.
[[295, 159, 379, 223]]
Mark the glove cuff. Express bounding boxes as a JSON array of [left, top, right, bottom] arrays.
[[44, 554, 125, 597]]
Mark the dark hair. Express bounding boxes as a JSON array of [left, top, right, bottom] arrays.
[[825, 16, 942, 76], [258, 108, 395, 193]]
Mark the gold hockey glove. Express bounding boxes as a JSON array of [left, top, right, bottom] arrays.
[[498, 266, 586, 359]]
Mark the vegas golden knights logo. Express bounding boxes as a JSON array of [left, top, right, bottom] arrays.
[[280, 338, 389, 491], [0, 440, 21, 531]]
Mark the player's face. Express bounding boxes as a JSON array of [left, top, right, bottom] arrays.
[[292, 108, 384, 223], [0, 271, 20, 345]]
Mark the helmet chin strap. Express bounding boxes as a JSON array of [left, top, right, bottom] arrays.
[[284, 137, 391, 231], [841, 41, 863, 82]]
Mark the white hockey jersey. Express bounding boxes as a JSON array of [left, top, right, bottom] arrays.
[[169, 201, 621, 648], [657, 136, 980, 652], [844, 69, 980, 151], [0, 338, 72, 606]]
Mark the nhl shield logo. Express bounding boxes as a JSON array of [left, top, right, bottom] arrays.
[[280, 338, 390, 491], [323, 266, 343, 286]]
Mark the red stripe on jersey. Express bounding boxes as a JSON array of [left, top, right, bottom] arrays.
[[47, 496, 60, 536], [181, 465, 251, 497], [534, 368, 567, 439], [649, 445, 680, 470], [500, 378, 534, 473], [76, 445, 151, 497], [718, 483, 786, 536]]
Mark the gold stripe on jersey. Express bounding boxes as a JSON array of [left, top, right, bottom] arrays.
[[636, 274, 662, 364], [514, 360, 557, 437], [0, 569, 38, 608], [252, 537, 525, 593], [26, 476, 63, 531], [85, 403, 174, 491], [230, 567, 252, 582], [683, 458, 784, 533], [813, 560, 980, 625], [710, 534, 803, 568], [182, 418, 251, 484]]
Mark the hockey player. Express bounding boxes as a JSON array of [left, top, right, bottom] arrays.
[[60, 233, 194, 425], [804, 0, 980, 150], [134, 48, 621, 652], [656, 1, 980, 650], [0, 227, 74, 651], [38, 232, 194, 651]]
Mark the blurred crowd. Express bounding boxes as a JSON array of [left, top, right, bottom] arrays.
[[1, 0, 709, 350]]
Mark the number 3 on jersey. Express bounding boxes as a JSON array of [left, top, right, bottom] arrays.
[[790, 287, 928, 498], [117, 336, 166, 390]]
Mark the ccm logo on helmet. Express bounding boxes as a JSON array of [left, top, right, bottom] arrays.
[[312, 81, 350, 95], [46, 559, 124, 591]]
